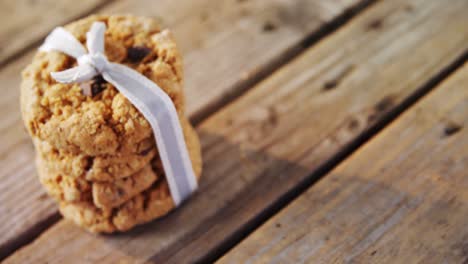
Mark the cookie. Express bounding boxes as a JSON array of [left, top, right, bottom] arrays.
[[36, 118, 201, 212], [59, 180, 174, 233], [58, 122, 202, 233], [37, 155, 158, 209], [37, 157, 92, 202], [34, 117, 195, 182], [92, 165, 158, 209], [34, 137, 156, 182], [21, 14, 203, 232], [21, 14, 185, 156]]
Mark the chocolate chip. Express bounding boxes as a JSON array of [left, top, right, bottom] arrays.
[[81, 75, 107, 97], [84, 157, 94, 171], [91, 75, 107, 96], [116, 188, 125, 197], [138, 147, 153, 156], [127, 46, 151, 63]]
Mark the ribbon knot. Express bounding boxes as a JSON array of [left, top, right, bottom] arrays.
[[78, 52, 110, 73], [39, 21, 198, 206]]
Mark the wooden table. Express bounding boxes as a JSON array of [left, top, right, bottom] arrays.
[[1, 0, 467, 263]]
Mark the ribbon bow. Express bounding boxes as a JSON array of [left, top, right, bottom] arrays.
[[40, 22, 197, 206]]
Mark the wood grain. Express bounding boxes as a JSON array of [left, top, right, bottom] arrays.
[[101, 0, 373, 119], [0, 0, 370, 258], [0, 0, 111, 65], [5, 0, 468, 262], [219, 62, 468, 264]]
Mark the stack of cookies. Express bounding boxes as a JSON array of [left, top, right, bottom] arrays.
[[20, 15, 202, 233]]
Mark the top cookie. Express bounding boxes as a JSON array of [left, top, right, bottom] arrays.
[[21, 15, 185, 156]]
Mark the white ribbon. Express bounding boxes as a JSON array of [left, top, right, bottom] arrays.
[[39, 22, 197, 206]]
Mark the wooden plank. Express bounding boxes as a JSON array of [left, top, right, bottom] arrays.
[[101, 0, 374, 119], [5, 0, 468, 262], [0, 54, 59, 259], [0, 0, 111, 65], [219, 63, 468, 264], [0, 0, 371, 258]]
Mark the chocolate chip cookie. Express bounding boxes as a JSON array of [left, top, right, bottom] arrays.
[[21, 15, 185, 156], [20, 14, 202, 233]]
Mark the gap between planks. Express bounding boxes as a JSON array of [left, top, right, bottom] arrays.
[[0, 0, 377, 260], [5, 0, 468, 262]]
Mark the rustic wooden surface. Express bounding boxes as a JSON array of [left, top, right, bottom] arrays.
[[220, 63, 468, 264], [102, 0, 375, 119], [1, 0, 468, 262], [0, 0, 111, 65], [3, 0, 468, 263], [0, 0, 370, 258]]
